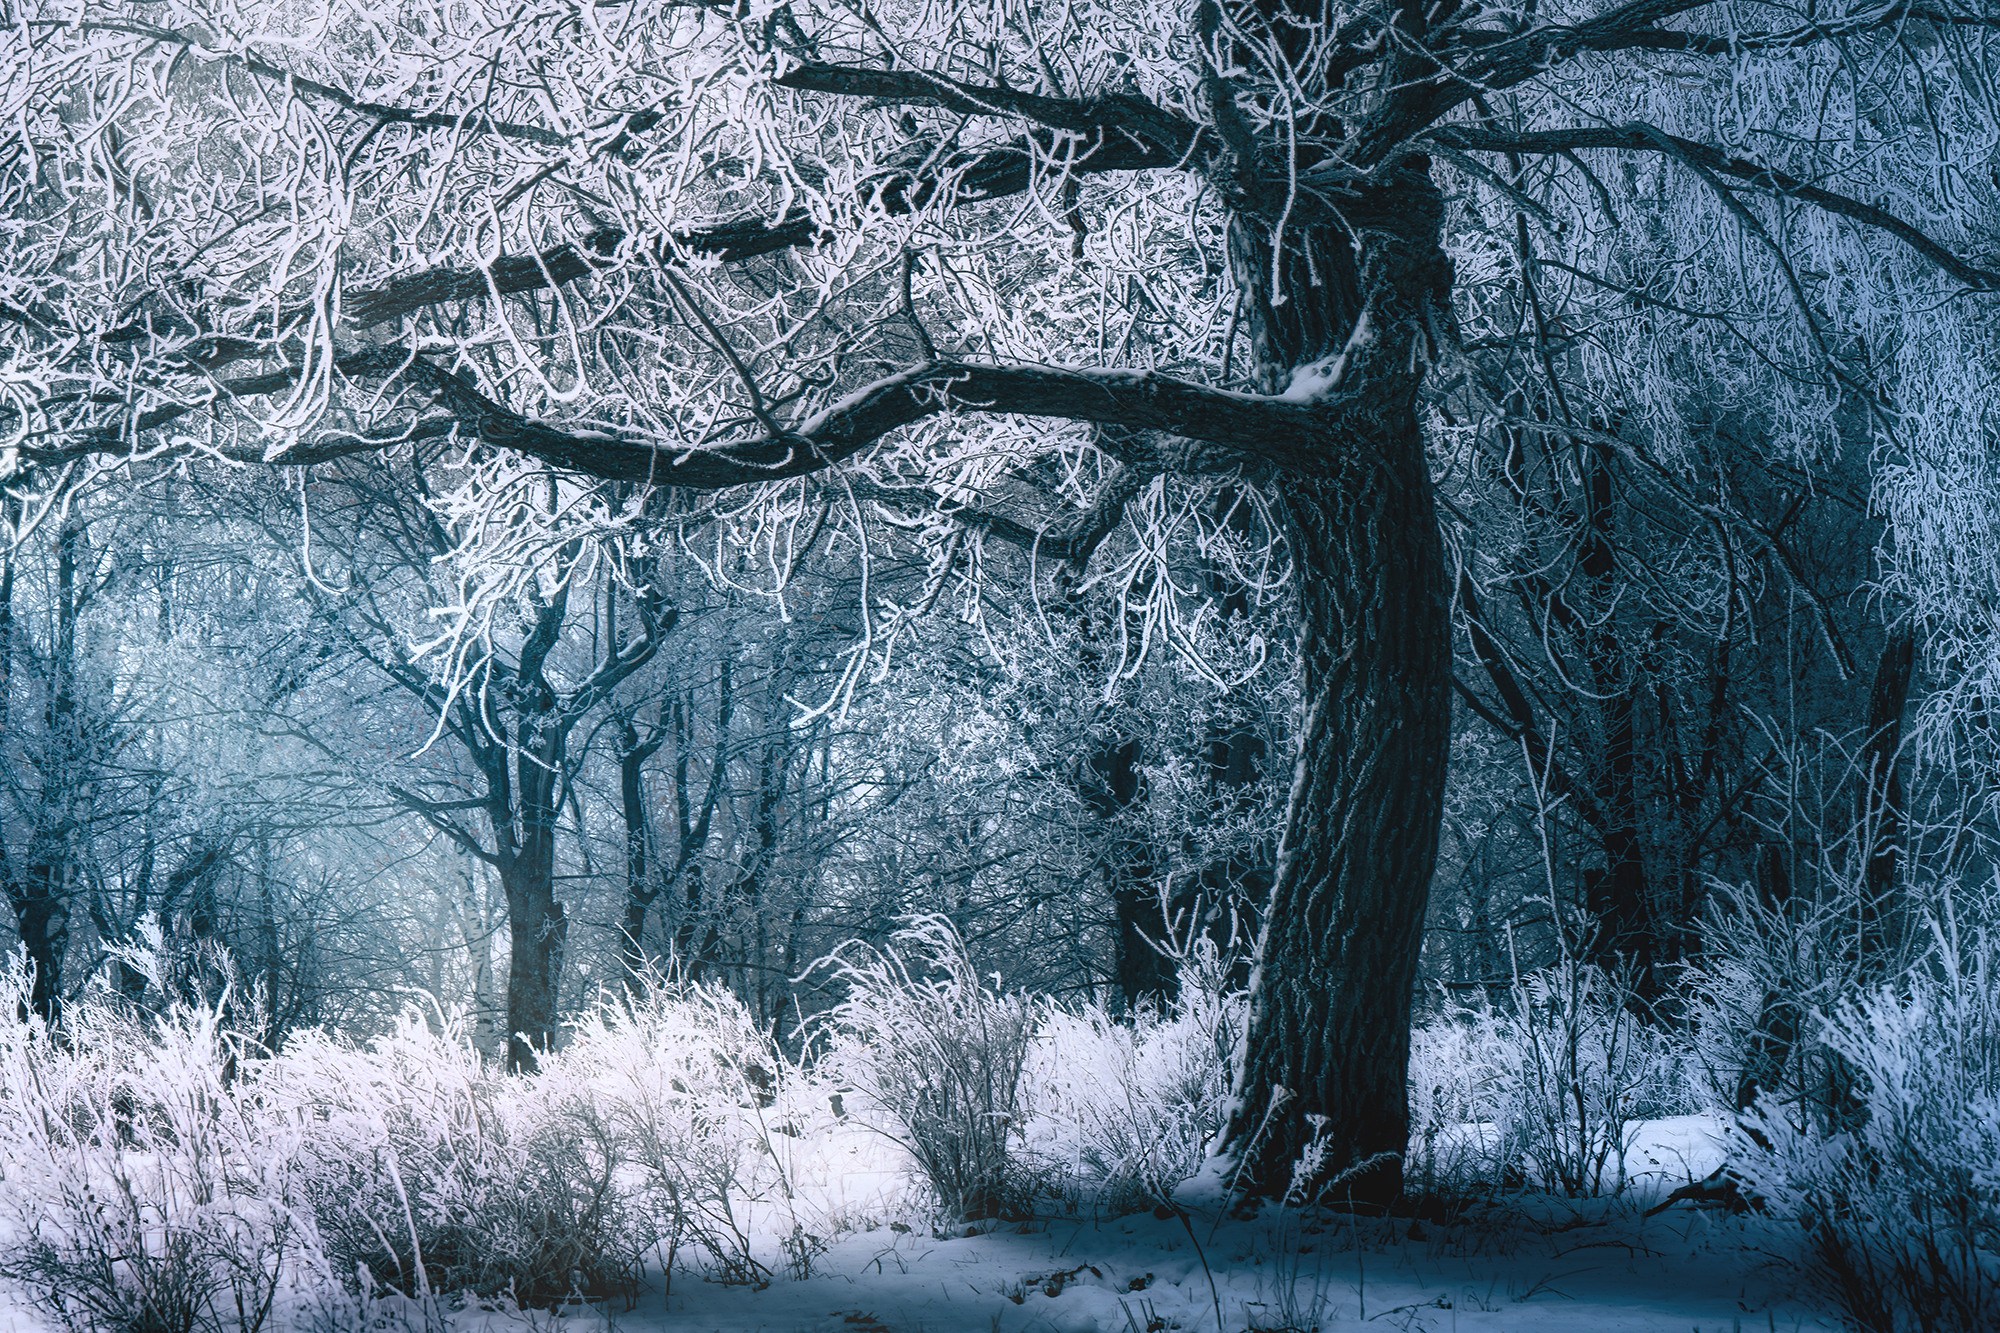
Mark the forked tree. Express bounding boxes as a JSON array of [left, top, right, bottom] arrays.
[[7, 0, 1998, 1198]]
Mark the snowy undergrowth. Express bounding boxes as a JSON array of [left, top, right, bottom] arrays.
[[2, 914, 1987, 1333], [1018, 941, 1244, 1213], [820, 918, 1248, 1220], [815, 918, 1037, 1222], [1731, 917, 2000, 1333], [257, 1012, 647, 1306], [0, 978, 305, 1333], [1408, 958, 1697, 1200], [0, 957, 821, 1331]]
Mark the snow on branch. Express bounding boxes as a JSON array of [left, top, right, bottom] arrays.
[[27, 353, 1312, 486]]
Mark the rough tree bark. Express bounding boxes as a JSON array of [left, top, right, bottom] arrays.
[[1219, 169, 1455, 1205]]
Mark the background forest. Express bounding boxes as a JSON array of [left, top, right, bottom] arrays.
[[3, 0, 2000, 1329]]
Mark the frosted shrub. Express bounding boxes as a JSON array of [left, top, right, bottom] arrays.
[[558, 980, 812, 1284], [1406, 1008, 1505, 1196], [1733, 920, 2000, 1333], [1686, 870, 1893, 1112], [1020, 943, 1244, 1211], [818, 918, 1034, 1220], [1408, 961, 1693, 1197], [0, 967, 305, 1333], [255, 1011, 645, 1307]]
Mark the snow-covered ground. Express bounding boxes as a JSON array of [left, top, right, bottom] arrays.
[[592, 1115, 1834, 1333], [633, 1201, 1831, 1333], [0, 1114, 1817, 1333], [0, 960, 1853, 1333]]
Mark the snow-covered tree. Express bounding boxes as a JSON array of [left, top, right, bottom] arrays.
[[6, 0, 1998, 1199]]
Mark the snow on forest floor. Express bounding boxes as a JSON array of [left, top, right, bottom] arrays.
[[624, 1199, 1832, 1333], [0, 1114, 1819, 1333], [587, 1115, 1836, 1333], [0, 1090, 1842, 1333]]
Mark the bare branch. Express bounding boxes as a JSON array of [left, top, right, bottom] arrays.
[[339, 122, 1183, 330], [30, 350, 1308, 485], [79, 19, 570, 147], [857, 457, 1160, 566]]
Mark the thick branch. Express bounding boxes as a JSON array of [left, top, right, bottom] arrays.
[[32, 351, 1306, 485], [377, 356, 1304, 485], [386, 784, 502, 865], [1429, 122, 2000, 290], [340, 218, 817, 328], [774, 58, 1199, 159], [340, 120, 1181, 330], [858, 459, 1159, 565]]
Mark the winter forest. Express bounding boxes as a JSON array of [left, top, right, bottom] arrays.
[[0, 0, 1997, 1329]]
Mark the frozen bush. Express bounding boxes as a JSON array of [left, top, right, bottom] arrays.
[[817, 918, 1034, 1221], [1019, 942, 1243, 1211], [1685, 869, 1900, 1114], [0, 948, 889, 1325], [1406, 1007, 1506, 1197], [0, 963, 306, 1333], [1732, 918, 2000, 1333], [557, 978, 819, 1284], [1406, 959, 1695, 1197], [254, 1010, 646, 1307]]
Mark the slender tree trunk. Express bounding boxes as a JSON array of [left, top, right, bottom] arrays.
[[617, 724, 656, 992], [455, 861, 505, 1058], [1198, 717, 1269, 965], [255, 833, 283, 1041], [1857, 626, 1916, 977], [1576, 451, 1658, 999], [1082, 737, 1172, 1011], [503, 723, 568, 1072], [14, 516, 83, 1024], [1220, 166, 1454, 1205], [1735, 846, 1798, 1112], [14, 878, 67, 1024]]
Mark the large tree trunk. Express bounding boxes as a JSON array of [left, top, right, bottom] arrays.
[[1220, 165, 1454, 1206], [1225, 438, 1451, 1204]]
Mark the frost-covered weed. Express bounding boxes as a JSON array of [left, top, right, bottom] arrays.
[[1019, 943, 1243, 1211], [1685, 869, 1902, 1113], [817, 918, 1034, 1221], [1406, 1010, 1505, 1197], [0, 962, 305, 1333], [557, 980, 823, 1284], [0, 957, 846, 1324], [1407, 962, 1694, 1197], [254, 1012, 645, 1307], [1732, 918, 2000, 1333]]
